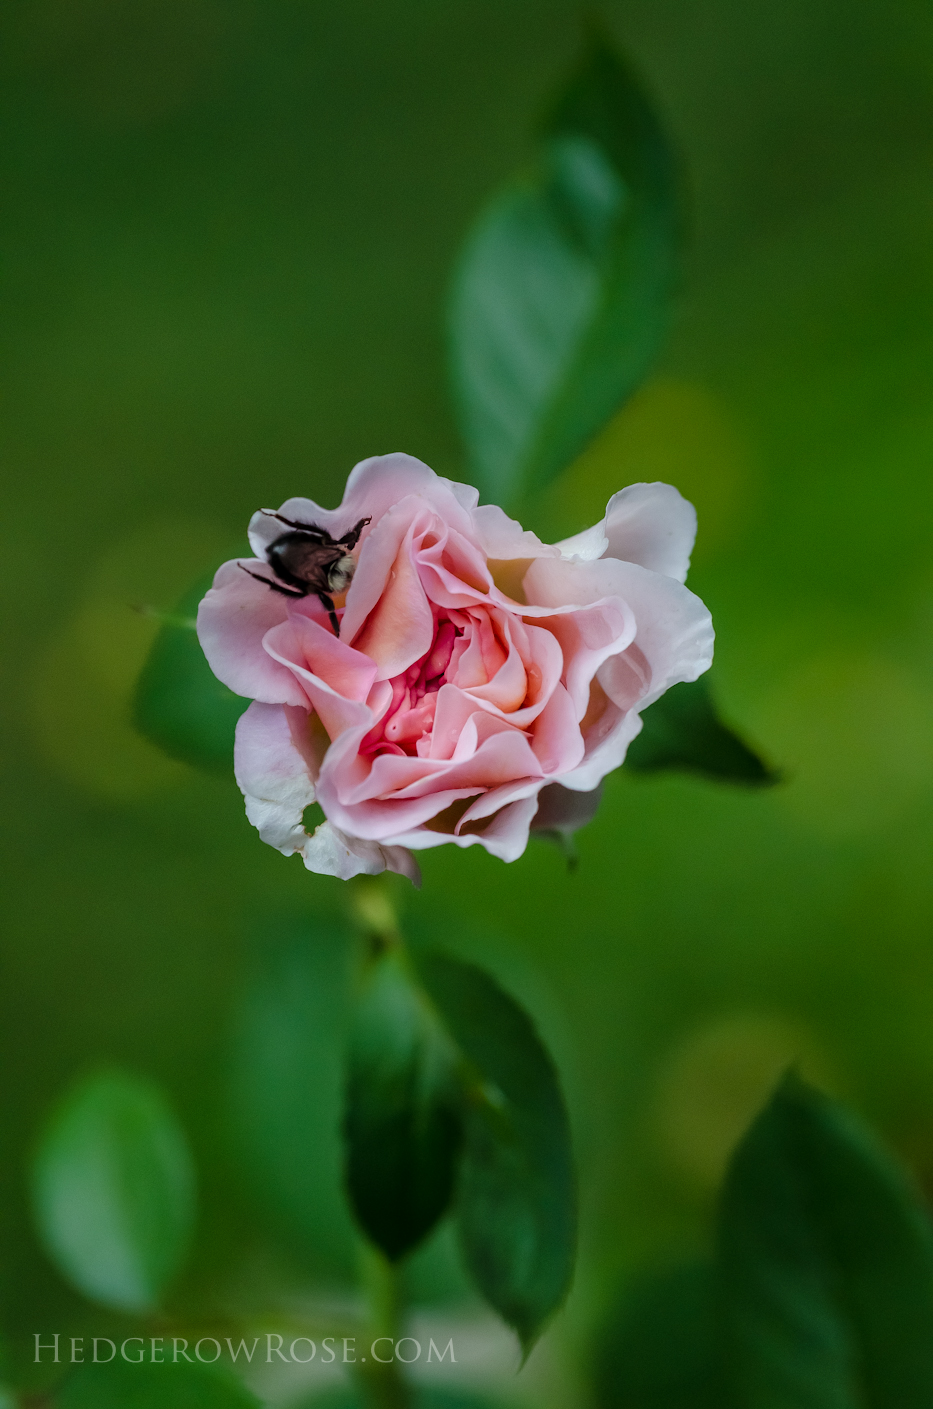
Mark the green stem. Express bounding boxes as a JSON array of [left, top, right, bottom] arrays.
[[357, 1245, 410, 1409]]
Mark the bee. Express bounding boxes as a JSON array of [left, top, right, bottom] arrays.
[[240, 511, 371, 636]]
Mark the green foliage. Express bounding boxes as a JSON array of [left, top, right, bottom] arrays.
[[594, 1261, 726, 1409], [295, 1391, 507, 1409], [229, 915, 359, 1273], [55, 1359, 260, 1409], [133, 573, 248, 774], [31, 1069, 196, 1314], [448, 31, 681, 505], [718, 1074, 933, 1409], [417, 953, 576, 1353], [345, 949, 463, 1261], [626, 676, 777, 785]]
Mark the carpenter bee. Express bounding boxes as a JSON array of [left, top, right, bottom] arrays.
[[240, 511, 371, 636]]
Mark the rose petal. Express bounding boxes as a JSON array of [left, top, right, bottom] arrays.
[[198, 560, 308, 705], [341, 503, 436, 675], [301, 819, 421, 884], [234, 701, 316, 854], [556, 482, 697, 583]]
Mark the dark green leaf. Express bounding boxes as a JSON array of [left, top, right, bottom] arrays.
[[626, 675, 778, 785], [718, 1073, 933, 1409], [133, 572, 248, 774], [594, 1261, 727, 1409], [448, 31, 681, 504], [416, 953, 576, 1353], [345, 949, 463, 1261], [31, 1069, 196, 1313], [56, 1359, 260, 1409]]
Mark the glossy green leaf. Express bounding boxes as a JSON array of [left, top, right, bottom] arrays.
[[56, 1359, 260, 1409], [448, 31, 680, 504], [32, 1069, 196, 1313], [345, 949, 463, 1261], [133, 572, 248, 774], [718, 1074, 933, 1409], [594, 1261, 727, 1409], [626, 675, 777, 785], [417, 953, 576, 1353]]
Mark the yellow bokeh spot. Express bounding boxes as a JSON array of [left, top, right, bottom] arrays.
[[30, 517, 234, 801], [652, 1013, 837, 1190], [536, 377, 755, 558]]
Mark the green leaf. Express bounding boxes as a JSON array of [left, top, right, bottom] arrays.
[[345, 949, 463, 1261], [31, 1069, 196, 1313], [594, 1261, 727, 1409], [626, 675, 778, 785], [448, 30, 681, 504], [56, 1359, 260, 1409], [718, 1073, 933, 1409], [133, 572, 248, 774], [416, 953, 576, 1353]]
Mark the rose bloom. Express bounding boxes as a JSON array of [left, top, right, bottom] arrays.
[[198, 454, 713, 884]]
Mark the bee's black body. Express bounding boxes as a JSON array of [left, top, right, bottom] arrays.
[[240, 512, 371, 635]]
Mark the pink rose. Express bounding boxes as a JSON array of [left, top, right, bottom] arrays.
[[198, 454, 713, 884]]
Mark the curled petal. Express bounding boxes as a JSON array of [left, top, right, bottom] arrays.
[[302, 819, 421, 884], [602, 482, 697, 582], [235, 701, 316, 854], [198, 560, 307, 706], [556, 482, 697, 583]]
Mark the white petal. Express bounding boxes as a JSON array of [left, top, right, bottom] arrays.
[[602, 482, 697, 582], [555, 522, 609, 561], [234, 701, 315, 854], [594, 559, 714, 709], [301, 821, 421, 885]]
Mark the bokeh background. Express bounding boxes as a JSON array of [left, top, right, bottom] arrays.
[[2, 0, 933, 1402]]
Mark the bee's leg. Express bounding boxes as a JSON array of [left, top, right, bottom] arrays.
[[238, 564, 306, 598], [259, 509, 327, 538], [339, 516, 372, 550], [318, 592, 340, 636]]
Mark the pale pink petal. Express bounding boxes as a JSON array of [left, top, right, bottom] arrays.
[[523, 555, 712, 711], [470, 504, 558, 561], [340, 454, 476, 537], [198, 560, 308, 706], [593, 560, 714, 708], [558, 700, 643, 793], [385, 793, 539, 863], [602, 483, 697, 582], [262, 619, 374, 741], [528, 682, 584, 776], [555, 483, 696, 582], [341, 503, 436, 675]]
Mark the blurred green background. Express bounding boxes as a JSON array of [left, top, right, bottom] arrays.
[[2, 0, 933, 1403]]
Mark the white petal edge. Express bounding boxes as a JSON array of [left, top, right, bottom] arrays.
[[603, 482, 697, 582], [301, 820, 421, 884], [235, 701, 316, 853]]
